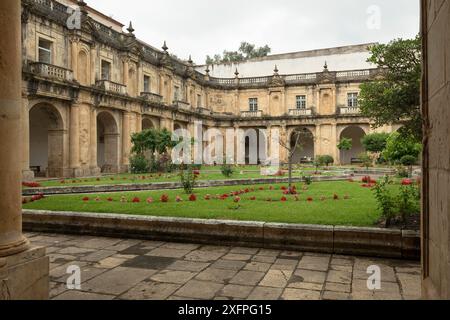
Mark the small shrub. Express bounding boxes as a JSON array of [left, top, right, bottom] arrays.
[[129, 155, 149, 174], [221, 162, 234, 178], [179, 166, 198, 194], [303, 176, 313, 185], [372, 176, 396, 226]]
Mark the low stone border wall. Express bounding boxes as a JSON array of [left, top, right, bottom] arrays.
[[22, 210, 420, 260], [23, 175, 350, 196]]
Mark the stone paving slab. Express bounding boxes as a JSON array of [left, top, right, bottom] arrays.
[[26, 232, 422, 300]]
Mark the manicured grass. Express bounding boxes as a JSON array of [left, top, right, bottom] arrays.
[[23, 181, 386, 227], [27, 167, 341, 188]]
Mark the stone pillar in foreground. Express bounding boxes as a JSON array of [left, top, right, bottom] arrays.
[[0, 0, 49, 300], [70, 104, 81, 177]]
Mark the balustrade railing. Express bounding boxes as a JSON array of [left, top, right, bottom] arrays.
[[29, 62, 73, 81], [288, 109, 313, 116], [241, 110, 263, 118], [96, 80, 127, 95], [140, 92, 163, 104], [339, 107, 361, 115]]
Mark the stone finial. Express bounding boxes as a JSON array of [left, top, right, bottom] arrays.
[[234, 68, 239, 78], [127, 21, 135, 34], [188, 55, 193, 65], [77, 0, 88, 14], [162, 41, 168, 52], [274, 65, 279, 75], [205, 65, 210, 75], [323, 61, 328, 71]]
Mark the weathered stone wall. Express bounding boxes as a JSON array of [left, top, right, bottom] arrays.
[[422, 0, 450, 300]]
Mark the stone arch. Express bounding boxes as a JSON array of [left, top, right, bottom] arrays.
[[290, 127, 315, 164], [142, 117, 156, 131], [77, 49, 89, 85], [339, 125, 367, 164], [97, 111, 120, 173], [29, 103, 65, 177]]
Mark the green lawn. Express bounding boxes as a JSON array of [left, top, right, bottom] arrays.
[[23, 181, 385, 227], [28, 167, 342, 188]]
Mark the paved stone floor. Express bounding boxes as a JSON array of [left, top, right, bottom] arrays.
[[26, 232, 422, 300]]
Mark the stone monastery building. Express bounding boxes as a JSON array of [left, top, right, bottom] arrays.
[[21, 0, 399, 179]]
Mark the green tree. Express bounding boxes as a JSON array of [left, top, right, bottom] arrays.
[[359, 36, 422, 140], [206, 42, 271, 64], [361, 133, 390, 153], [382, 132, 422, 164], [338, 138, 353, 151]]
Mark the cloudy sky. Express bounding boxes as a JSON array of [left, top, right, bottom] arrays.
[[88, 0, 420, 64]]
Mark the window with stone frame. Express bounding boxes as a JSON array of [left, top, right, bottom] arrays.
[[347, 92, 359, 107], [101, 60, 111, 81], [38, 38, 52, 64], [143, 75, 151, 92], [249, 98, 258, 112], [296, 95, 307, 109]]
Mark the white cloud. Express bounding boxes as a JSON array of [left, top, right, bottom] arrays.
[[87, 0, 420, 64]]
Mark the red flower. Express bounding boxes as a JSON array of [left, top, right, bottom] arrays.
[[244, 188, 250, 193], [132, 197, 140, 203], [362, 176, 371, 183], [146, 197, 154, 204], [402, 179, 413, 186], [160, 194, 169, 203], [307, 197, 314, 202], [22, 182, 42, 188], [204, 194, 211, 200], [250, 196, 256, 201], [283, 190, 290, 195], [281, 186, 287, 191], [259, 187, 265, 191], [234, 196, 241, 203], [82, 197, 90, 202], [189, 194, 197, 202], [193, 170, 200, 176], [281, 196, 287, 202], [107, 197, 113, 202]]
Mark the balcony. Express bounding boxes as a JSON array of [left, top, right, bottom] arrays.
[[96, 80, 127, 95], [29, 62, 73, 82], [288, 109, 313, 117], [340, 107, 361, 115], [140, 92, 163, 104], [241, 110, 263, 118], [174, 100, 191, 111]]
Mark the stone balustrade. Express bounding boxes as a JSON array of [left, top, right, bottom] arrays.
[[140, 92, 163, 104], [29, 62, 74, 82], [288, 109, 313, 117], [241, 110, 263, 118], [340, 107, 361, 115], [174, 100, 191, 111], [96, 80, 127, 95]]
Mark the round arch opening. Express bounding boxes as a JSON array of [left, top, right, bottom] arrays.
[[29, 103, 64, 177], [97, 111, 119, 173], [339, 126, 366, 164]]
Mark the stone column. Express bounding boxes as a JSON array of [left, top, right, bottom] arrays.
[[21, 95, 34, 181], [0, 0, 30, 258], [315, 125, 322, 157], [89, 107, 100, 175], [0, 0, 49, 299], [122, 112, 131, 168], [135, 113, 142, 132], [331, 123, 339, 164], [69, 104, 81, 177]]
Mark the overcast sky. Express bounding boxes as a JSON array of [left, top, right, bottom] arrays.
[[88, 0, 420, 64]]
